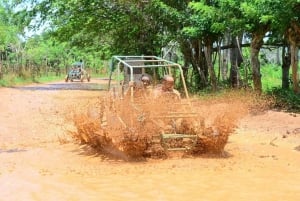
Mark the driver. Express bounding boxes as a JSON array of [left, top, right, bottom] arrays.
[[153, 75, 180, 99], [141, 74, 151, 88], [139, 74, 152, 97], [123, 74, 152, 99]]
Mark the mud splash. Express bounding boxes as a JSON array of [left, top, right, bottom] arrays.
[[70, 90, 256, 160]]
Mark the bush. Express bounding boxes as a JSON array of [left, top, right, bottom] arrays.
[[267, 88, 300, 113]]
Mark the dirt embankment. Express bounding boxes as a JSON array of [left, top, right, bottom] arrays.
[[0, 80, 300, 201]]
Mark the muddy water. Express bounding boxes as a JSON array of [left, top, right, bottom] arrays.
[[1, 80, 300, 201], [1, 142, 300, 201]]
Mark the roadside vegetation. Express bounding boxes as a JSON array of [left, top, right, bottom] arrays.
[[0, 72, 62, 87], [0, 0, 299, 112], [0, 71, 106, 87]]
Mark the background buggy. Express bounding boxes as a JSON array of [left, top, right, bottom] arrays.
[[65, 61, 91, 82]]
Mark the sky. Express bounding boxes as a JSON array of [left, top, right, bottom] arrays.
[[12, 0, 49, 39]]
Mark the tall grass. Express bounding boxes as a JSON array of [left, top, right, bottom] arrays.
[[261, 64, 282, 92], [261, 64, 300, 112], [267, 88, 300, 112], [0, 72, 64, 87], [0, 70, 106, 87]]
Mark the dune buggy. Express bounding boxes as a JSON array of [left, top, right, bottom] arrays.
[[65, 61, 91, 82], [105, 56, 202, 154], [72, 56, 231, 160]]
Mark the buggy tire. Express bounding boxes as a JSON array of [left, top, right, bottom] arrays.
[[65, 75, 69, 82]]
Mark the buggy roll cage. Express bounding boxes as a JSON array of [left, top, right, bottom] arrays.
[[108, 55, 190, 99]]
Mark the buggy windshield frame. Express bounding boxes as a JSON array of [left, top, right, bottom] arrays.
[[108, 55, 189, 99]]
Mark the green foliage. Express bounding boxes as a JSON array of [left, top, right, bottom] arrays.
[[261, 64, 282, 91], [241, 0, 295, 34], [0, 2, 19, 47], [240, 2, 258, 19], [1, 0, 298, 103], [267, 88, 300, 112], [181, 27, 199, 38], [183, 1, 225, 39], [0, 74, 16, 87], [0, 72, 63, 87]]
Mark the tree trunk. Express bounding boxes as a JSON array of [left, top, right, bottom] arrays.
[[180, 39, 208, 89], [290, 44, 300, 93], [221, 32, 230, 81], [204, 39, 217, 91], [230, 35, 243, 88], [192, 39, 208, 88], [282, 46, 291, 89], [0, 54, 2, 80], [250, 30, 266, 94], [286, 20, 300, 94], [276, 47, 281, 65], [217, 40, 221, 81], [180, 40, 192, 84], [0, 61, 2, 80]]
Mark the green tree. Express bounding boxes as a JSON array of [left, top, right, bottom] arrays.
[[240, 0, 295, 93], [12, 0, 300, 94], [0, 1, 23, 78], [284, 2, 300, 94], [15, 0, 167, 56]]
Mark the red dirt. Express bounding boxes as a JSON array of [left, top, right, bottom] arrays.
[[0, 79, 300, 201]]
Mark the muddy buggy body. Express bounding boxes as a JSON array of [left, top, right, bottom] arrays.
[[104, 56, 203, 156], [65, 61, 91, 82]]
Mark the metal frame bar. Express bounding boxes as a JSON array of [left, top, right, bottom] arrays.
[[110, 55, 190, 99]]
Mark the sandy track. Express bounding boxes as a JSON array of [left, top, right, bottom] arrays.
[[0, 79, 300, 201]]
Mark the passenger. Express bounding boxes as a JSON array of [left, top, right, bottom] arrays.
[[123, 74, 152, 99], [162, 75, 175, 92], [153, 75, 180, 99]]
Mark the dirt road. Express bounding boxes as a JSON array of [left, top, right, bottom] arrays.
[[0, 79, 300, 201]]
